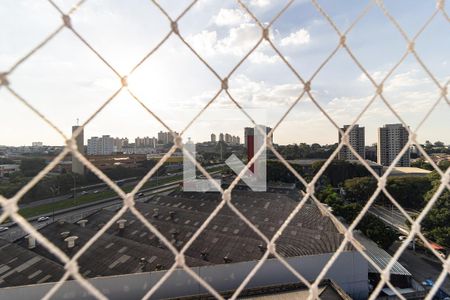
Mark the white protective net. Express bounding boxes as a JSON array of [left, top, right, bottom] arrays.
[[0, 0, 449, 299]]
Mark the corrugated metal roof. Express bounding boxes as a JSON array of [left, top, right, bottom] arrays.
[[0, 239, 64, 287], [354, 232, 411, 276]]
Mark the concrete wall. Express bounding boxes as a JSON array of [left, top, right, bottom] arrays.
[[0, 251, 368, 300]]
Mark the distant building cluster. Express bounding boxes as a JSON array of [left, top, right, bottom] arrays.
[[85, 131, 178, 156], [211, 133, 240, 145], [337, 123, 410, 167]]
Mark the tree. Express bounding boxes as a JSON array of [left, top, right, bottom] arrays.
[[385, 176, 431, 209], [20, 158, 46, 177], [343, 177, 377, 203], [433, 141, 445, 148], [421, 177, 450, 248], [312, 160, 371, 187]]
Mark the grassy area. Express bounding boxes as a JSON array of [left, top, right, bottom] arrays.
[[16, 165, 225, 220]]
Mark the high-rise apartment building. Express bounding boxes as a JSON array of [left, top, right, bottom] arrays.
[[225, 133, 232, 144], [211, 133, 216, 143], [87, 135, 114, 155], [337, 124, 365, 160], [113, 137, 129, 153], [71, 125, 85, 174], [157, 131, 177, 144], [244, 126, 272, 148], [377, 124, 410, 167], [219, 133, 224, 142], [135, 136, 156, 148]]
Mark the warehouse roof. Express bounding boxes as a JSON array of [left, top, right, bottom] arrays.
[[0, 238, 64, 287], [16, 222, 208, 278], [81, 190, 351, 265]]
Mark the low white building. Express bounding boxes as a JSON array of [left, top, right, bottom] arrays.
[[0, 164, 20, 177]]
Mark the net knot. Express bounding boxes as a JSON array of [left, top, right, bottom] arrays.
[[171, 21, 179, 35], [62, 15, 72, 28], [65, 261, 79, 274], [1, 197, 18, 215], [124, 193, 135, 208], [342, 133, 350, 145], [441, 86, 447, 97], [306, 183, 315, 195], [222, 190, 231, 202], [175, 253, 185, 267], [304, 81, 311, 92], [267, 242, 276, 254], [221, 77, 228, 90], [339, 35, 346, 46], [262, 28, 270, 40], [411, 223, 421, 233], [0, 72, 9, 86], [377, 176, 387, 188], [174, 135, 183, 148], [437, 0, 445, 10], [66, 138, 78, 152], [121, 76, 128, 87], [381, 269, 390, 282], [407, 42, 415, 52], [408, 132, 417, 143], [376, 84, 383, 95], [344, 230, 354, 241]]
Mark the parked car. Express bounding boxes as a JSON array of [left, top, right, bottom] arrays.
[[137, 192, 145, 197], [37, 216, 50, 222], [0, 226, 9, 232], [81, 191, 88, 195], [93, 190, 99, 194]]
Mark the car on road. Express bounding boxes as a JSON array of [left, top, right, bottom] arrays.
[[93, 190, 99, 194], [37, 216, 50, 222], [81, 191, 88, 195], [422, 279, 434, 287], [137, 192, 145, 197], [398, 235, 407, 241], [0, 226, 9, 232]]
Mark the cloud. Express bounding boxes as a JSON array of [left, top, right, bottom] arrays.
[[249, 0, 271, 8], [187, 23, 261, 57], [248, 51, 279, 64], [212, 8, 250, 26], [230, 74, 301, 107], [280, 29, 310, 47]]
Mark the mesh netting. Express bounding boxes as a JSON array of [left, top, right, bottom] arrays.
[[0, 1, 449, 299]]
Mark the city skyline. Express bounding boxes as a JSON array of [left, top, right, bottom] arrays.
[[0, 1, 448, 146]]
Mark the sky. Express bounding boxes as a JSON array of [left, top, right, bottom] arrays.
[[0, 0, 449, 146]]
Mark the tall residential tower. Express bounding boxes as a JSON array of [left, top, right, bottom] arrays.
[[377, 124, 410, 167], [337, 124, 365, 160]]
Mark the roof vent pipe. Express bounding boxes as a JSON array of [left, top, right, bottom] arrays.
[[64, 236, 78, 249], [25, 235, 36, 249]]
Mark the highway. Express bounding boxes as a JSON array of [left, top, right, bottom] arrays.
[[389, 241, 450, 295], [14, 164, 224, 210], [0, 184, 177, 242], [370, 205, 450, 295], [368, 204, 414, 234]]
